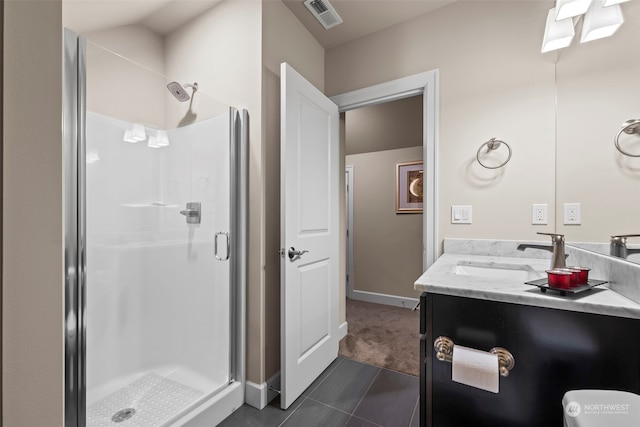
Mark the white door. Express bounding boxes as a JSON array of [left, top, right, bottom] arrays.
[[280, 63, 340, 409]]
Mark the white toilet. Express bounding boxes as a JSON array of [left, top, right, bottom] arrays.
[[563, 389, 640, 427]]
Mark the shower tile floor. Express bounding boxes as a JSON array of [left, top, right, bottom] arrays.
[[219, 357, 420, 427], [86, 372, 203, 427]]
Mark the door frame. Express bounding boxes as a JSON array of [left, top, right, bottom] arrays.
[[345, 165, 354, 299], [331, 69, 439, 271]]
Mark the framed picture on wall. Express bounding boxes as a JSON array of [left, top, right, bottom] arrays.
[[396, 161, 423, 213]]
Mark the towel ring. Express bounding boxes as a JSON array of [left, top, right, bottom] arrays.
[[614, 119, 640, 157], [476, 138, 512, 169]]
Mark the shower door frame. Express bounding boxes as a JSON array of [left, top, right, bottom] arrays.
[[63, 29, 247, 427], [63, 28, 86, 427]]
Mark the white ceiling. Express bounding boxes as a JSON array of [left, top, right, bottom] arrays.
[[63, 0, 455, 48]]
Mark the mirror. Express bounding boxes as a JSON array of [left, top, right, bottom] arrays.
[[557, 0, 640, 263]]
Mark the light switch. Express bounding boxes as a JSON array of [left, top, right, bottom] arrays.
[[451, 205, 472, 224]]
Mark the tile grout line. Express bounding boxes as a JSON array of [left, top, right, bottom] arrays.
[[301, 396, 385, 427], [407, 395, 420, 427], [349, 367, 382, 420], [379, 365, 419, 379], [277, 395, 309, 427], [305, 396, 359, 418], [348, 414, 386, 427], [348, 365, 420, 427], [307, 357, 345, 395], [277, 357, 346, 427]]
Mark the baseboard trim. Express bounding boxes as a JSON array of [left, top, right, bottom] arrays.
[[244, 380, 265, 409], [351, 290, 420, 309], [338, 321, 348, 340], [245, 372, 281, 410]]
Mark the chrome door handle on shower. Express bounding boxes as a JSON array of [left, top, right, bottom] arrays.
[[215, 232, 230, 261], [180, 202, 201, 224], [288, 247, 309, 260]]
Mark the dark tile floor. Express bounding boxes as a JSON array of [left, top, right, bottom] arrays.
[[218, 357, 420, 427]]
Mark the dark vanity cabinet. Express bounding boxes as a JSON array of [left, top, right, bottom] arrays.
[[419, 292, 640, 427]]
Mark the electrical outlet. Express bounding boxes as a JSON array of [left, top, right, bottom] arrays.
[[532, 204, 548, 225], [564, 203, 581, 225]]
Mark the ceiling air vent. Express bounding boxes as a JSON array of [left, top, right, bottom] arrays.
[[303, 0, 343, 30]]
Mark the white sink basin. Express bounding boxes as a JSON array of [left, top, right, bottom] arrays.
[[455, 260, 544, 281]]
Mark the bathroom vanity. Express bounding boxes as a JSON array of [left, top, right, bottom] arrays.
[[416, 240, 640, 427]]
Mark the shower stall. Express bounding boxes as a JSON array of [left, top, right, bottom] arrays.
[[63, 30, 247, 426]]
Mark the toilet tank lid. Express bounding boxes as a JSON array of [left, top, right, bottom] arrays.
[[562, 389, 640, 427], [563, 389, 640, 405]]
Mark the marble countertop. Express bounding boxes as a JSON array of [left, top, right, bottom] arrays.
[[414, 253, 640, 320]]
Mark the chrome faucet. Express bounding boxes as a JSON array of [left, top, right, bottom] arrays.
[[610, 234, 640, 259], [517, 232, 566, 269]]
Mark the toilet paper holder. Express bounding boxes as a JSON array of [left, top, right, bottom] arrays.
[[434, 336, 515, 377]]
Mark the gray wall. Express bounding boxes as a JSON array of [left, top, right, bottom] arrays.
[[346, 96, 422, 155], [0, 1, 4, 419], [347, 146, 424, 299], [3, 1, 64, 425], [345, 96, 424, 299], [328, 1, 556, 245], [262, 0, 328, 382]]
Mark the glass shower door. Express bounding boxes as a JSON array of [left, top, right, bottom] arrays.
[[83, 40, 233, 427]]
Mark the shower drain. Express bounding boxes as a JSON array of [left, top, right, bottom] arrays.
[[111, 408, 136, 423], [87, 373, 204, 426]]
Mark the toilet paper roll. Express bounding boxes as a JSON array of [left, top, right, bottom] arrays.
[[452, 344, 499, 393]]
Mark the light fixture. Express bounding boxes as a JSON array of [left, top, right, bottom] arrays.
[[581, 0, 624, 43], [555, 0, 593, 20], [542, 8, 576, 53], [123, 123, 146, 143], [86, 151, 100, 164], [603, 0, 629, 6], [155, 130, 170, 147], [148, 130, 170, 149]]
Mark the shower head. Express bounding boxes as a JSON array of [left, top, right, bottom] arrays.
[[166, 81, 198, 102], [167, 81, 190, 102]]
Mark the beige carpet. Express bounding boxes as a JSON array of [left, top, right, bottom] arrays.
[[339, 298, 420, 377]]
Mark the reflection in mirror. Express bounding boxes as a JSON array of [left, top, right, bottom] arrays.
[[556, 0, 640, 264]]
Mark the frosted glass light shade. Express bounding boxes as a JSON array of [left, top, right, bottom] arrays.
[[603, 0, 629, 6], [148, 130, 170, 148], [147, 136, 162, 148], [155, 130, 170, 147], [581, 1, 624, 43], [86, 151, 100, 164], [542, 8, 576, 52], [123, 123, 146, 143], [555, 0, 593, 19]]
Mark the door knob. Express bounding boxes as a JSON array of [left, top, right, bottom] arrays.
[[288, 247, 309, 260]]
